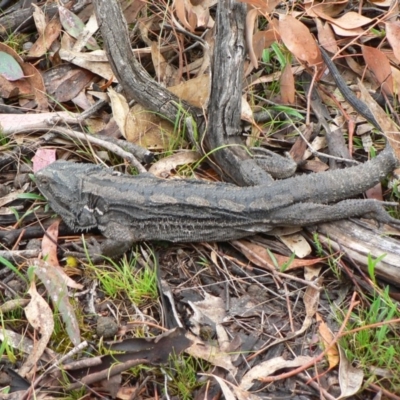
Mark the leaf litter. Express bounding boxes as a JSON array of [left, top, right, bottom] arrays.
[[0, 1, 400, 399]]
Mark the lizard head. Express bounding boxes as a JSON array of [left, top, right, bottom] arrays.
[[35, 161, 104, 231]]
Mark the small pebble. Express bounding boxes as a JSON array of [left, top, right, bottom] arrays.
[[22, 42, 33, 52], [96, 316, 118, 338]]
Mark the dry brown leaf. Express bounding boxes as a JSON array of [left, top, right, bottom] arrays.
[[32, 3, 46, 35], [125, 104, 174, 149], [38, 219, 83, 288], [240, 356, 314, 390], [280, 62, 295, 104], [302, 159, 330, 173], [19, 281, 54, 378], [190, 293, 226, 326], [255, 28, 280, 53], [316, 313, 339, 369], [303, 135, 327, 159], [344, 52, 365, 76], [385, 21, 400, 63], [391, 65, 400, 99], [137, 18, 153, 46], [237, 0, 281, 14], [54, 69, 94, 102], [245, 29, 280, 76], [21, 62, 49, 111], [190, 0, 215, 28], [33, 259, 82, 346], [365, 182, 384, 201], [122, 0, 146, 23], [305, 0, 348, 18], [44, 64, 77, 94], [210, 374, 258, 400], [41, 219, 60, 266], [232, 240, 324, 270], [241, 95, 254, 122], [315, 18, 338, 53], [59, 49, 116, 81], [151, 41, 179, 87], [330, 24, 365, 37], [209, 375, 240, 400], [368, 0, 391, 3], [314, 9, 372, 30], [362, 45, 393, 96], [279, 233, 312, 258], [60, 29, 74, 50], [71, 91, 91, 110], [299, 266, 322, 333], [175, 0, 197, 32], [168, 74, 210, 108], [358, 83, 400, 158], [148, 151, 202, 177], [278, 14, 321, 66], [338, 346, 364, 398], [108, 87, 135, 139], [185, 332, 237, 375], [0, 75, 19, 98], [246, 8, 260, 68], [28, 17, 62, 58]]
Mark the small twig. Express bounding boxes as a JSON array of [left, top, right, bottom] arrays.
[[13, 127, 147, 173], [297, 372, 337, 400], [368, 383, 400, 400], [165, 19, 207, 48], [129, 376, 151, 400], [306, 65, 319, 126], [75, 98, 109, 123], [292, 122, 358, 164], [24, 341, 89, 399], [65, 358, 149, 391], [0, 249, 40, 260]]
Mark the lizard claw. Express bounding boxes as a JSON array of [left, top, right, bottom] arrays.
[[65, 236, 104, 263]]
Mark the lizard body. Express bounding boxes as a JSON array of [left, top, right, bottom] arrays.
[[35, 146, 398, 257]]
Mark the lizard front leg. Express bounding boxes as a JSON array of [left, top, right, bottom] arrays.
[[68, 222, 136, 262]]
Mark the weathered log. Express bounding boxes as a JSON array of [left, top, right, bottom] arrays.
[[308, 220, 400, 285]]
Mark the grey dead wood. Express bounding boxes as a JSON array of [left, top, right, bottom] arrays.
[[307, 221, 400, 285], [33, 0, 399, 262], [203, 0, 296, 185], [0, 2, 87, 37]]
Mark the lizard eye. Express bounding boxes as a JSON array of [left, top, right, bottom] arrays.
[[38, 177, 48, 186]]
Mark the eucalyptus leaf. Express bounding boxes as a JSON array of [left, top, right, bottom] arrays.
[[0, 52, 24, 81]]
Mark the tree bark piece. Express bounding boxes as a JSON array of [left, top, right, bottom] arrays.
[[308, 220, 400, 285], [204, 0, 274, 186], [93, 0, 202, 128]]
